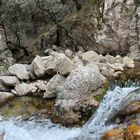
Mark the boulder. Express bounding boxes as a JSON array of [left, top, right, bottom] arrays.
[[82, 51, 99, 63], [123, 56, 135, 68], [57, 64, 105, 100], [42, 52, 74, 75], [55, 64, 105, 125], [8, 64, 29, 80], [31, 56, 46, 77], [0, 92, 14, 104], [0, 76, 20, 86], [15, 83, 37, 96], [44, 74, 66, 99]]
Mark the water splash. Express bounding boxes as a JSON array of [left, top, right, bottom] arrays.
[[0, 118, 81, 140]]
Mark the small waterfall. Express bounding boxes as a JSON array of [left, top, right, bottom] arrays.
[[78, 86, 140, 140], [0, 86, 139, 140]]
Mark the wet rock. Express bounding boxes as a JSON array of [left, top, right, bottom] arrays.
[[8, 64, 29, 80], [119, 101, 140, 116], [44, 74, 65, 99], [15, 83, 38, 96], [31, 56, 46, 77], [73, 56, 84, 67], [102, 129, 124, 140], [42, 52, 74, 75], [0, 76, 20, 86], [123, 57, 135, 68], [125, 124, 140, 140], [0, 92, 14, 104]]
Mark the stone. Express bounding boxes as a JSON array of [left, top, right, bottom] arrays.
[[123, 56, 135, 68], [42, 52, 74, 75], [44, 74, 66, 98], [15, 83, 38, 96], [0, 76, 20, 86], [8, 64, 29, 80], [125, 124, 140, 140], [118, 101, 140, 116], [82, 51, 99, 63], [102, 129, 124, 140], [73, 56, 84, 67], [65, 49, 73, 57], [31, 56, 46, 77], [0, 92, 14, 104], [57, 64, 105, 100], [107, 63, 124, 71], [34, 80, 46, 91], [105, 54, 116, 64]]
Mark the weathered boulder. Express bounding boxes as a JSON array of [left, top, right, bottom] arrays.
[[0, 92, 14, 104], [8, 64, 29, 80], [44, 74, 66, 99], [31, 56, 46, 77], [82, 51, 99, 63], [42, 52, 74, 75], [55, 64, 105, 125], [57, 64, 105, 100], [15, 83, 37, 96], [0, 76, 20, 86]]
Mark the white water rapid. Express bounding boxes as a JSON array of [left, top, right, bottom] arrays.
[[0, 86, 139, 140]]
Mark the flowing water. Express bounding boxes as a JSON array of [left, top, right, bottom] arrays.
[[0, 86, 139, 140]]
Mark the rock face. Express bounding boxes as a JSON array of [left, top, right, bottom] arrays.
[[55, 64, 105, 125], [44, 74, 66, 99], [42, 52, 74, 75], [31, 56, 46, 77], [8, 64, 29, 80], [0, 76, 20, 86]]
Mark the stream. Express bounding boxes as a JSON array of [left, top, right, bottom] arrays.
[[0, 85, 139, 140]]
